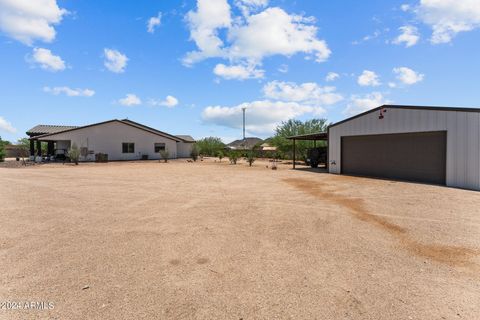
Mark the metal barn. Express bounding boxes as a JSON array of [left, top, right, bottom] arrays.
[[328, 105, 480, 190]]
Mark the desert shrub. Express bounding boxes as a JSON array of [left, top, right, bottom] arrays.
[[229, 151, 239, 165], [190, 144, 199, 162], [217, 150, 224, 162], [0, 143, 5, 162], [0, 136, 10, 162], [196, 137, 225, 156], [246, 151, 256, 167], [159, 148, 170, 163], [68, 143, 80, 165]]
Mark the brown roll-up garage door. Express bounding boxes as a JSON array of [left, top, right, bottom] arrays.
[[341, 131, 447, 185]]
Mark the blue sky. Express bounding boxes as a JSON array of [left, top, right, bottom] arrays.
[[0, 0, 479, 143]]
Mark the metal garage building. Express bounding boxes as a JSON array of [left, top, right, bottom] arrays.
[[328, 105, 480, 190]]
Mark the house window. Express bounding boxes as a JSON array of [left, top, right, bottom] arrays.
[[122, 143, 135, 153], [154, 143, 166, 153]]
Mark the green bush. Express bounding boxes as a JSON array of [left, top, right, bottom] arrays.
[[0, 144, 5, 162], [217, 150, 224, 162], [0, 136, 8, 162], [190, 144, 199, 162], [246, 151, 256, 167], [229, 151, 239, 165], [159, 148, 170, 163], [68, 143, 80, 165]]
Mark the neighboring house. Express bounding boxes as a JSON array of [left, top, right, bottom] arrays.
[[226, 137, 263, 150], [259, 142, 277, 151], [26, 119, 195, 161]]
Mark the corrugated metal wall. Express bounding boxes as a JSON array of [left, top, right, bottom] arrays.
[[328, 107, 480, 190]]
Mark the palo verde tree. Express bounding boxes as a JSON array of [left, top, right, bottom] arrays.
[[270, 118, 329, 161], [196, 137, 225, 156]]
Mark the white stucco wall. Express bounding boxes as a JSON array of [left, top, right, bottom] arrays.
[[328, 107, 480, 190], [39, 121, 178, 161], [176, 142, 194, 158]]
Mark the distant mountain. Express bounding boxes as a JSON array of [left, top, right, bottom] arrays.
[[226, 137, 263, 150]]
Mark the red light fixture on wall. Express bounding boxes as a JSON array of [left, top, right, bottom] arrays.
[[379, 107, 387, 119]]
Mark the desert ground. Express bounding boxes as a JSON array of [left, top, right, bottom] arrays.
[[1, 158, 479, 319]]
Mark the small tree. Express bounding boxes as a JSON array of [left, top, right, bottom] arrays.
[[217, 150, 224, 162], [17, 138, 30, 163], [17, 145, 29, 165], [196, 137, 225, 156], [270, 118, 329, 161], [246, 151, 256, 167], [229, 151, 239, 165], [68, 143, 80, 165], [159, 148, 170, 163], [190, 144, 199, 162]]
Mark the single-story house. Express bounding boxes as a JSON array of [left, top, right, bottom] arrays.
[[289, 105, 480, 191], [26, 119, 195, 161]]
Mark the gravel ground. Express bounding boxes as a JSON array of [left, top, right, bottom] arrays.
[[0, 159, 479, 320]]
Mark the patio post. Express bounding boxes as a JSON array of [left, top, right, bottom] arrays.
[[293, 139, 296, 169], [29, 139, 35, 156], [47, 141, 54, 156], [36, 140, 42, 157]]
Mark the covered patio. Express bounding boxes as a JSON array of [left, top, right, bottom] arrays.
[[26, 124, 77, 160], [287, 132, 328, 169]]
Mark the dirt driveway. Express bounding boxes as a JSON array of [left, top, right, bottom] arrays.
[[1, 159, 479, 319]]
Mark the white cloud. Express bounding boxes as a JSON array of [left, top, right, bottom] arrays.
[[357, 70, 381, 87], [184, 1, 331, 78], [0, 116, 16, 133], [235, 0, 269, 16], [43, 86, 95, 97], [201, 80, 341, 134], [149, 95, 179, 108], [278, 64, 288, 73], [202, 100, 325, 134], [325, 72, 340, 82], [393, 25, 420, 47], [29, 47, 65, 71], [118, 94, 141, 106], [352, 30, 382, 45], [344, 92, 392, 116], [147, 12, 162, 33], [415, 0, 480, 44], [0, 0, 67, 45], [393, 67, 424, 85], [184, 0, 232, 65], [401, 4, 411, 12], [213, 63, 264, 80], [263, 81, 343, 105], [228, 7, 330, 63], [104, 48, 128, 73]]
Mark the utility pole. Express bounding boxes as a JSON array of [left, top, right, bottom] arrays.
[[242, 107, 246, 140]]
